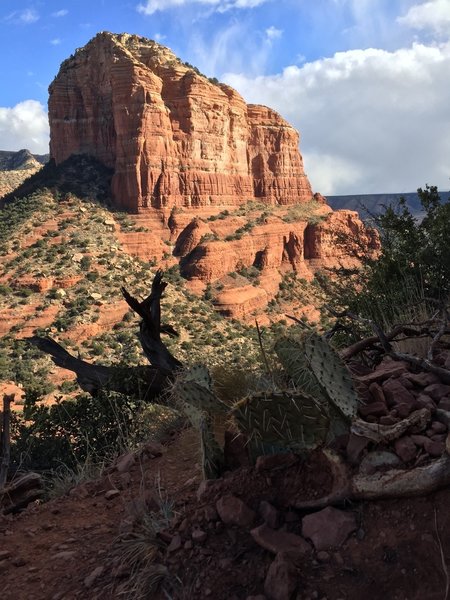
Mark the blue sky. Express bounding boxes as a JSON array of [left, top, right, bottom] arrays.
[[1, 0, 449, 194]]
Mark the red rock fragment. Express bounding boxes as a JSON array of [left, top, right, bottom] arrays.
[[394, 436, 417, 463], [424, 384, 450, 401], [250, 523, 310, 555], [359, 401, 388, 418], [356, 362, 408, 385], [301, 507, 357, 551], [439, 398, 450, 411], [368, 382, 386, 404], [259, 501, 281, 529], [423, 439, 445, 457], [382, 378, 416, 407], [216, 495, 255, 528], [264, 552, 298, 600]]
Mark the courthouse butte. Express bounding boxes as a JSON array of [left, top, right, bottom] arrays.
[[48, 32, 378, 319]]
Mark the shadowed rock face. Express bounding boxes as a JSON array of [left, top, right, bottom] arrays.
[[48, 32, 312, 212]]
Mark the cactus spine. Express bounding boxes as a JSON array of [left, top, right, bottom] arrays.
[[231, 390, 329, 457]]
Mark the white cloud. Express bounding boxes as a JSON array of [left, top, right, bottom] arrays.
[[136, 0, 268, 15], [265, 26, 282, 41], [4, 9, 39, 24], [224, 42, 450, 194], [398, 0, 450, 34], [154, 32, 167, 41], [190, 21, 273, 78], [18, 8, 39, 23], [50, 38, 62, 45], [0, 101, 49, 154], [52, 9, 68, 18]]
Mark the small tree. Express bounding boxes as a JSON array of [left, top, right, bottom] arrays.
[[322, 185, 450, 328]]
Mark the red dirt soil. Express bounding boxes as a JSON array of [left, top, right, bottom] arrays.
[[1, 426, 449, 600]]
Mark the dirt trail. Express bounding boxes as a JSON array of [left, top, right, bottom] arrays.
[[1, 427, 449, 600]]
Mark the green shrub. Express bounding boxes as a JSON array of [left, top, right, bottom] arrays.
[[10, 391, 146, 471], [323, 185, 450, 328]]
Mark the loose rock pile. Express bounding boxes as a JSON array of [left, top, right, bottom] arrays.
[[351, 356, 449, 465]]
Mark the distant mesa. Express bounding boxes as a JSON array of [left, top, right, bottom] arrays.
[[0, 149, 49, 199], [328, 191, 450, 219], [48, 32, 313, 212], [0, 149, 48, 172]]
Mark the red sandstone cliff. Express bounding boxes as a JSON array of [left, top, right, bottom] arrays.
[[49, 32, 312, 212], [46, 32, 379, 321]]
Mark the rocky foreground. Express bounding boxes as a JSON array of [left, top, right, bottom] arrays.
[[1, 349, 449, 600]]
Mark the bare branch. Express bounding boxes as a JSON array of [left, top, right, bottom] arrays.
[[428, 308, 449, 362], [122, 270, 182, 372], [27, 336, 168, 398]]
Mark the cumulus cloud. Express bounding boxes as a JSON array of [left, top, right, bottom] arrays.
[[136, 0, 267, 15], [398, 0, 450, 34], [224, 42, 450, 194], [50, 38, 62, 45], [0, 101, 49, 154]]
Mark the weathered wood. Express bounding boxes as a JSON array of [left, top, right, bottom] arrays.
[[351, 408, 431, 443], [294, 440, 450, 511], [122, 269, 182, 372], [0, 394, 13, 489], [0, 472, 43, 514], [27, 271, 181, 398], [27, 336, 168, 398]]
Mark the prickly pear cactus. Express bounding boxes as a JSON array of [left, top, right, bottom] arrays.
[[182, 364, 212, 390], [175, 380, 228, 416], [274, 334, 327, 402], [231, 390, 329, 456], [171, 365, 225, 479], [172, 365, 228, 416], [303, 332, 359, 419], [275, 332, 359, 421]]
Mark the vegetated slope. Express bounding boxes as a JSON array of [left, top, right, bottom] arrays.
[[0, 160, 283, 408], [2, 156, 329, 356], [327, 191, 450, 219], [0, 149, 49, 170]]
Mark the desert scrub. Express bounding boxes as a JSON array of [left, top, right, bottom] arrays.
[[10, 389, 170, 471], [282, 199, 324, 223], [0, 190, 54, 247]]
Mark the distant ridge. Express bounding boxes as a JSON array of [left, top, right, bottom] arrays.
[[327, 190, 450, 219], [0, 149, 49, 171]]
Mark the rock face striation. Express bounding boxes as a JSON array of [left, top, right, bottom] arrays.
[[47, 32, 379, 320], [49, 32, 312, 211]]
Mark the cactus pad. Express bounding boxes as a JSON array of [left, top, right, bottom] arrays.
[[275, 333, 359, 420], [231, 390, 329, 455]]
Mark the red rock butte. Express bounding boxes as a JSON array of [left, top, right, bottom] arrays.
[[49, 32, 313, 212]]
